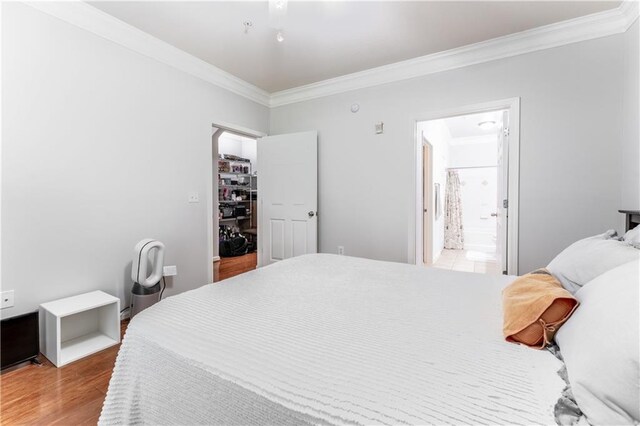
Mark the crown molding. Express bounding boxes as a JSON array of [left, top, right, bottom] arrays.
[[22, 0, 639, 109], [270, 1, 639, 107], [24, 1, 271, 107]]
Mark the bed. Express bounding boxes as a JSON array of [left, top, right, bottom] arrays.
[[100, 254, 567, 425]]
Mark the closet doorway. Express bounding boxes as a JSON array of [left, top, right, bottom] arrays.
[[210, 123, 265, 282], [414, 98, 520, 275]]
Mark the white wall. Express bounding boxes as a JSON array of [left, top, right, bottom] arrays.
[[1, 3, 269, 318], [456, 167, 498, 242], [419, 120, 450, 260], [621, 21, 639, 210], [243, 143, 258, 175], [270, 29, 635, 273], [218, 135, 244, 158], [448, 138, 497, 169]]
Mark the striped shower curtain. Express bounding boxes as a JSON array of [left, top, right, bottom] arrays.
[[444, 170, 464, 249]]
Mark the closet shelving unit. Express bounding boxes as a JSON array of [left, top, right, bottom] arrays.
[[218, 157, 257, 239]]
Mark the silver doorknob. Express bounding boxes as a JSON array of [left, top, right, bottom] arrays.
[[308, 211, 315, 218], [491, 212, 498, 217]]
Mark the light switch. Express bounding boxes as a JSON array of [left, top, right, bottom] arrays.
[[188, 192, 200, 203]]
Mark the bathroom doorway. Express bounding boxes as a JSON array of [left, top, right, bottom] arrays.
[[415, 99, 520, 275]]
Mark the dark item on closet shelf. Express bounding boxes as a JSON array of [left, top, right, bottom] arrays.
[[220, 204, 235, 218], [221, 154, 249, 162], [234, 205, 247, 217]]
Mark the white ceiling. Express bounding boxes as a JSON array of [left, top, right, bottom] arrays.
[[444, 110, 504, 141], [89, 1, 620, 93]]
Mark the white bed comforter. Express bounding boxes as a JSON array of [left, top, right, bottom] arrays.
[[100, 254, 564, 425]]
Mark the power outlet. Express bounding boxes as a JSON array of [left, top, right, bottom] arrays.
[[163, 265, 178, 277], [1, 290, 15, 309], [337, 246, 345, 255]]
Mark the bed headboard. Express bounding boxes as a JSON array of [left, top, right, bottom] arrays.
[[619, 210, 640, 232]]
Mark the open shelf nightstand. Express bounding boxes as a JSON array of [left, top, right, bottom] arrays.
[[39, 291, 120, 367]]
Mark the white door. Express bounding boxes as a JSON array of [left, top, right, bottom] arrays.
[[258, 131, 318, 267], [496, 111, 509, 274]]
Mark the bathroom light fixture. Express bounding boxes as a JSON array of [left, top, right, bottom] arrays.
[[276, 30, 284, 42], [478, 120, 496, 130]]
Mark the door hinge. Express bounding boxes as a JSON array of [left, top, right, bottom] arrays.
[[503, 199, 508, 209]]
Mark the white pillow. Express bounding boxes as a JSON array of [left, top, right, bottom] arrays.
[[547, 232, 639, 293], [555, 259, 640, 425], [623, 226, 640, 246]]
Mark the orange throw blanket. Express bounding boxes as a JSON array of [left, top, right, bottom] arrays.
[[502, 269, 579, 349]]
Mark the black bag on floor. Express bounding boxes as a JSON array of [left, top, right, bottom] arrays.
[[219, 236, 249, 257]]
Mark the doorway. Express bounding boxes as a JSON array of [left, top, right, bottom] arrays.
[[208, 125, 319, 282], [415, 99, 520, 275], [209, 123, 266, 283], [216, 131, 258, 280]]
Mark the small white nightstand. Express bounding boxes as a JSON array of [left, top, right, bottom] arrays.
[[39, 290, 120, 367]]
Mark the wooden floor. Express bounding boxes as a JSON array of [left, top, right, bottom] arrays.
[[1, 257, 258, 426], [0, 321, 129, 426], [217, 252, 257, 282]]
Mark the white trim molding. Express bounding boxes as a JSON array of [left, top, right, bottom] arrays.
[[23, 0, 638, 109], [24, 1, 271, 107], [211, 121, 268, 139], [270, 1, 639, 107]]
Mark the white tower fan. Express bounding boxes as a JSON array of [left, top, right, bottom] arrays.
[[130, 239, 165, 318]]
